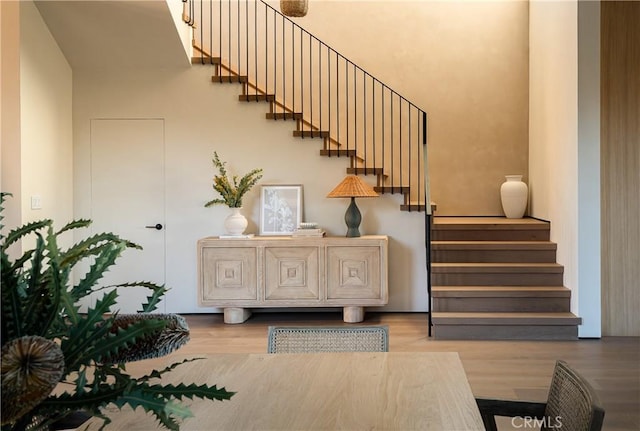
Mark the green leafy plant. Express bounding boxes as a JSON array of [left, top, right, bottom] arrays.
[[0, 192, 235, 431], [204, 151, 263, 208]]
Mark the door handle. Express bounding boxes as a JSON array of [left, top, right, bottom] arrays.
[[145, 223, 163, 230]]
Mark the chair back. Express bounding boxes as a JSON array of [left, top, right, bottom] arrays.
[[543, 360, 605, 431], [267, 326, 389, 353]]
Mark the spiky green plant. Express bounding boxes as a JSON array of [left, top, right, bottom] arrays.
[[0, 193, 235, 431], [204, 151, 263, 208]]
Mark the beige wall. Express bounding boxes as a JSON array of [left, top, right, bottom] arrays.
[[272, 0, 529, 216], [1, 0, 22, 244], [70, 0, 531, 313], [19, 1, 73, 248], [72, 67, 430, 313]]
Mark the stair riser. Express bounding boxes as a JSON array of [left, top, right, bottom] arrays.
[[432, 249, 556, 263], [433, 297, 570, 312], [431, 273, 564, 286], [432, 230, 550, 241], [433, 324, 578, 340]]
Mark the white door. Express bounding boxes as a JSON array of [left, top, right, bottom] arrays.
[[90, 119, 165, 313]]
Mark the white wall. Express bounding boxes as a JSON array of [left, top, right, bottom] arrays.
[[576, 1, 601, 338], [73, 66, 429, 313], [165, 0, 193, 59], [529, 0, 600, 337], [20, 1, 73, 247]]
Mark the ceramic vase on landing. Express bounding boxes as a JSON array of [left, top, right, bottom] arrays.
[[224, 207, 248, 236], [500, 175, 528, 219]]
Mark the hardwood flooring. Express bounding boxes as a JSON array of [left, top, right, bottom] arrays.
[[127, 312, 639, 431]]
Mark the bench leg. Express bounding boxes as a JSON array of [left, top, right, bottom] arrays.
[[224, 307, 252, 324], [343, 306, 364, 323]]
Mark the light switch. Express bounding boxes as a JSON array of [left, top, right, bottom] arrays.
[[31, 195, 42, 210]]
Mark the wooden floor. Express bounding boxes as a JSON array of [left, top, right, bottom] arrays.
[[127, 312, 639, 431]]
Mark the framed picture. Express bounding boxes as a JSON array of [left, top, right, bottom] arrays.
[[260, 185, 303, 235]]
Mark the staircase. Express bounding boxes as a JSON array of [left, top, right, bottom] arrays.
[[182, 0, 429, 212], [430, 217, 581, 340]]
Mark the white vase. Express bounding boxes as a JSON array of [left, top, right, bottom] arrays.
[[500, 175, 528, 219], [224, 207, 248, 236]]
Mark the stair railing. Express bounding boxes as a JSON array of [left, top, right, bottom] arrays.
[[182, 0, 429, 211]]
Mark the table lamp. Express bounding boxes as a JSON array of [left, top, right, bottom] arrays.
[[327, 175, 379, 237]]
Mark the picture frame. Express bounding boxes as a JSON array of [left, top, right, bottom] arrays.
[[260, 185, 303, 235]]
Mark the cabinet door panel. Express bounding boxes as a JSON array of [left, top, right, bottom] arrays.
[[327, 246, 382, 300], [201, 247, 257, 301], [265, 247, 320, 301]]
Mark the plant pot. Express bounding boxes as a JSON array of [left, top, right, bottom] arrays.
[[500, 175, 528, 219], [224, 207, 248, 236]]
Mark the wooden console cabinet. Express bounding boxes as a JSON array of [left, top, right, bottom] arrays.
[[197, 235, 388, 323]]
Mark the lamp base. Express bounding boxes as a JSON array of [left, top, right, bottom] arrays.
[[344, 197, 362, 237]]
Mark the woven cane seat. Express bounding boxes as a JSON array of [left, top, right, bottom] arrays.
[[267, 326, 389, 353]]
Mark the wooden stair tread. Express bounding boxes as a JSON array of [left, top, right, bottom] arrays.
[[212, 75, 248, 83], [347, 167, 385, 175], [239, 94, 275, 102], [431, 312, 582, 325], [293, 130, 329, 138], [432, 286, 571, 297], [401, 204, 427, 212], [433, 217, 550, 229], [431, 240, 557, 250], [431, 262, 564, 272], [375, 186, 410, 194], [320, 149, 357, 157], [266, 112, 302, 120], [192, 56, 221, 64]]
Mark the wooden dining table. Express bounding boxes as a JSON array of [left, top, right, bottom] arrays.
[[88, 352, 484, 430]]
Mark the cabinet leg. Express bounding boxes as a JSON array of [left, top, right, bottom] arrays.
[[224, 307, 252, 324], [343, 306, 365, 323]]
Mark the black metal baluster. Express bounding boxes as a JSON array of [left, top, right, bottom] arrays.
[[309, 35, 313, 135], [292, 24, 295, 115], [237, 0, 240, 75], [363, 72, 367, 173], [300, 28, 303, 132], [422, 111, 427, 209], [354, 65, 357, 159], [390, 93, 394, 189], [400, 99, 403, 193], [199, 0, 203, 62], [346, 60, 349, 153], [228, 0, 231, 74], [209, 0, 213, 64], [245, 0, 248, 76], [273, 11, 276, 100], [372, 78, 376, 174], [336, 53, 339, 150], [282, 13, 285, 116], [408, 105, 412, 210], [254, 0, 257, 96], [319, 43, 322, 133], [382, 87, 385, 184], [265, 6, 267, 97], [328, 46, 331, 145]]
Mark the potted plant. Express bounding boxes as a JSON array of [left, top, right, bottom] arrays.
[[0, 193, 235, 431], [204, 152, 263, 236]]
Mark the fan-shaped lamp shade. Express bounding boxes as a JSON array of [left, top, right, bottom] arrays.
[[327, 176, 378, 237]]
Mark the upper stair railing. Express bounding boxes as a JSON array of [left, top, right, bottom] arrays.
[[182, 0, 429, 211]]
